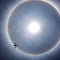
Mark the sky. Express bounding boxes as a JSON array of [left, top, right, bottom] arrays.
[[0, 0, 60, 60]]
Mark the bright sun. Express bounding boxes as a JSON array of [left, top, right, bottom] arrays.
[[28, 21, 40, 34]]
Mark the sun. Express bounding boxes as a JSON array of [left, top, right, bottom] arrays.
[[28, 21, 40, 34]]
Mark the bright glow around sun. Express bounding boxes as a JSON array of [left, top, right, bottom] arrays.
[[28, 22, 40, 34]]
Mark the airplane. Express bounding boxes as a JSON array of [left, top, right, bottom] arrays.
[[14, 43, 17, 48]]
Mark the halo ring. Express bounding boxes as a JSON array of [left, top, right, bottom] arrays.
[[6, 0, 60, 56]]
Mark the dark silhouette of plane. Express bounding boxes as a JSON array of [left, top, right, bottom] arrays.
[[14, 43, 17, 48]]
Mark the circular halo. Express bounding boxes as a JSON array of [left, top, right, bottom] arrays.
[[6, 0, 60, 56]]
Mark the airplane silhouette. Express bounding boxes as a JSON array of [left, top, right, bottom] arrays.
[[14, 43, 17, 48]]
